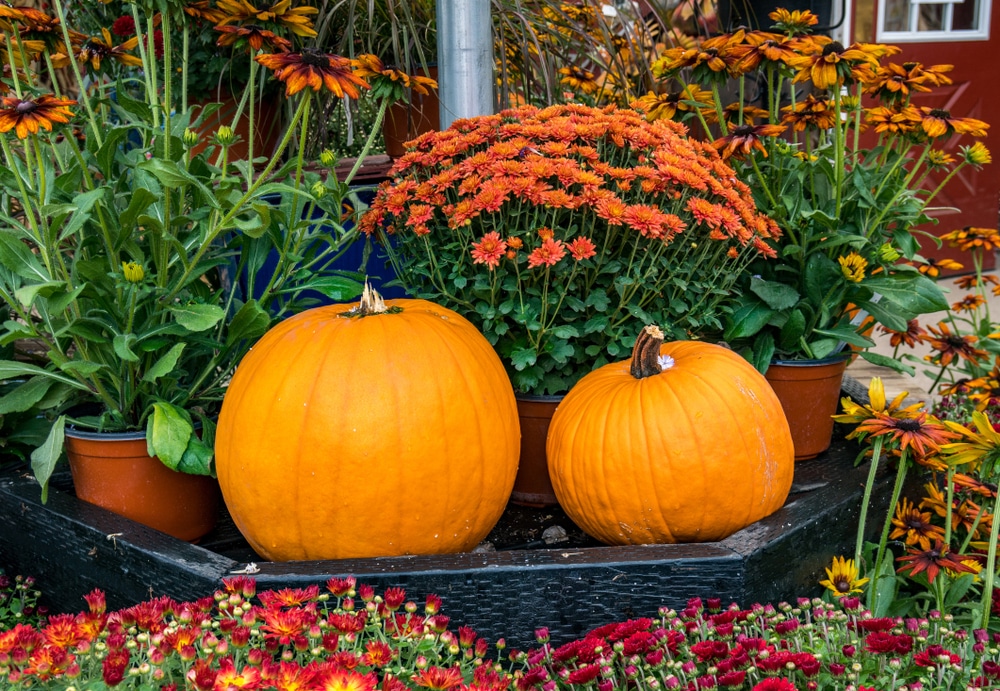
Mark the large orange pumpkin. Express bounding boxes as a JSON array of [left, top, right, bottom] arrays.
[[546, 325, 794, 545], [216, 287, 520, 561]]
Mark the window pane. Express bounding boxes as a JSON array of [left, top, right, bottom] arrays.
[[952, 0, 980, 31], [884, 0, 912, 31], [917, 3, 944, 31]]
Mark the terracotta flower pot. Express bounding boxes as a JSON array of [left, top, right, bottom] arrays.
[[65, 429, 220, 542], [512, 395, 562, 507], [383, 67, 440, 158], [189, 88, 282, 162], [764, 356, 850, 461]]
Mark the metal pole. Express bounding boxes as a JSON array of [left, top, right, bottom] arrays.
[[437, 0, 494, 129]]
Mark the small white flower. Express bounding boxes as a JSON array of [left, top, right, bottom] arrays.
[[658, 354, 675, 371]]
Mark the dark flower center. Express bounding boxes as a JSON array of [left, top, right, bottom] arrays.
[[895, 419, 923, 432], [930, 108, 951, 119], [836, 579, 850, 592], [300, 49, 331, 68], [731, 125, 756, 137], [14, 100, 38, 114], [84, 40, 111, 57], [823, 41, 845, 56]]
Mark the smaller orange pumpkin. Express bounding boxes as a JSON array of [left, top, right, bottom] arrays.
[[546, 325, 795, 545]]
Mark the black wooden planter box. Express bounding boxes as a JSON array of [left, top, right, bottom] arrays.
[[1, 413, 895, 649]]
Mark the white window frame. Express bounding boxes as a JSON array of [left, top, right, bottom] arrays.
[[876, 0, 991, 42]]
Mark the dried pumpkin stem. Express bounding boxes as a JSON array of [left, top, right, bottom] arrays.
[[358, 282, 388, 316], [630, 325, 665, 379]]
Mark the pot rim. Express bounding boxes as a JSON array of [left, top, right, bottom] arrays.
[[514, 393, 565, 403], [771, 354, 851, 367], [65, 427, 146, 442]]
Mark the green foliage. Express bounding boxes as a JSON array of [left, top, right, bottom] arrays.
[[0, 570, 45, 631], [0, 2, 382, 498]]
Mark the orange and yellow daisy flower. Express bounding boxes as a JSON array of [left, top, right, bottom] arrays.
[[256, 49, 369, 97], [0, 94, 76, 139]]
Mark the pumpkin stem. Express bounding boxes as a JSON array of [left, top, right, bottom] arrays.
[[630, 325, 666, 379], [358, 281, 388, 316]]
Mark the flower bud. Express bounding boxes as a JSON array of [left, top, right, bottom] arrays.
[[311, 181, 327, 199], [122, 261, 144, 283], [878, 243, 900, 262], [183, 128, 199, 147], [320, 149, 337, 167], [215, 126, 236, 146]]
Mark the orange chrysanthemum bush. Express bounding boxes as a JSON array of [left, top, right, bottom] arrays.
[[637, 8, 991, 371], [361, 103, 779, 395]]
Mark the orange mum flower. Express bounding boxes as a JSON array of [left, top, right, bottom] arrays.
[[256, 49, 369, 97], [527, 239, 566, 268], [567, 236, 597, 261], [0, 94, 76, 139], [470, 231, 507, 269]]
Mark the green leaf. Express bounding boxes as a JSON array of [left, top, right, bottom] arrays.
[[142, 343, 186, 383], [138, 159, 219, 207], [58, 188, 106, 239], [231, 204, 269, 238], [724, 301, 775, 341], [113, 333, 140, 362], [860, 298, 909, 333], [812, 326, 875, 349], [30, 415, 65, 504], [510, 347, 537, 370], [865, 274, 949, 315], [147, 402, 193, 471], [96, 127, 130, 177], [303, 276, 364, 302], [171, 303, 224, 332], [0, 229, 47, 281], [14, 281, 64, 307], [0, 360, 90, 390], [0, 376, 53, 414], [226, 300, 271, 346], [751, 333, 775, 373], [550, 325, 579, 339], [585, 290, 610, 312], [59, 360, 104, 377], [808, 338, 843, 361], [118, 187, 158, 234], [859, 350, 916, 375], [583, 315, 609, 334], [778, 310, 806, 352], [750, 276, 800, 311], [175, 435, 214, 476]]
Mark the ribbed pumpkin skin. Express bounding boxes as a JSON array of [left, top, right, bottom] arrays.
[[216, 299, 520, 561], [546, 341, 794, 545]]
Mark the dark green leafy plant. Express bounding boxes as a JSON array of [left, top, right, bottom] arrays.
[[0, 1, 388, 500], [639, 9, 990, 371]]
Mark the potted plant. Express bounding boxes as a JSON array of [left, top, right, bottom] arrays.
[[0, 1, 398, 539], [317, 0, 438, 157], [359, 102, 780, 504], [636, 8, 990, 458]]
